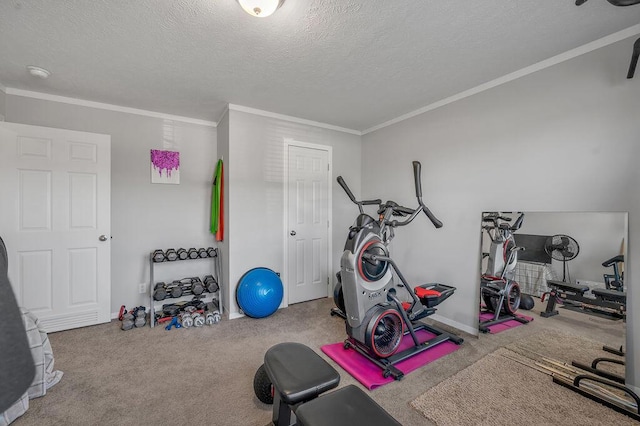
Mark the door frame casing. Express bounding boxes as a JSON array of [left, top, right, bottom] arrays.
[[283, 138, 333, 306]]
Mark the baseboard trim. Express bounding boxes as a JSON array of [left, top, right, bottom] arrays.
[[430, 313, 478, 336]]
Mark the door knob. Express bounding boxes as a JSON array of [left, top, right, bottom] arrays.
[[99, 235, 108, 241], [290, 230, 296, 236]]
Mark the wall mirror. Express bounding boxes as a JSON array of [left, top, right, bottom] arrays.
[[478, 211, 627, 377]]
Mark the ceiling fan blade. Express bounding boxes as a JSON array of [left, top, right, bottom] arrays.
[[628, 37, 640, 79], [607, 0, 640, 5], [577, 0, 640, 5]]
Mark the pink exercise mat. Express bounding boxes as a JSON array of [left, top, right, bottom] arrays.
[[479, 311, 534, 334], [321, 329, 461, 390]]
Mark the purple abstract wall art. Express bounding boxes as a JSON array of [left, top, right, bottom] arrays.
[[150, 149, 180, 184]]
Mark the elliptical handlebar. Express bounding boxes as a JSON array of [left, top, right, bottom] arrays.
[[511, 213, 525, 232], [412, 161, 443, 229], [336, 176, 357, 203], [336, 176, 382, 214], [412, 161, 423, 199], [336, 161, 442, 229]]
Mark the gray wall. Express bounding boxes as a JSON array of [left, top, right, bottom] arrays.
[[0, 89, 5, 120], [5, 95, 218, 314], [225, 109, 361, 318], [362, 36, 639, 387]]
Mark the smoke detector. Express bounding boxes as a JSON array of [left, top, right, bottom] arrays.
[[27, 66, 51, 79]]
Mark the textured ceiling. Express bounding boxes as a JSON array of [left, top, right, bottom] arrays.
[[1, 1, 639, 131]]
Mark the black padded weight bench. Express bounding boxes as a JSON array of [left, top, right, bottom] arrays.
[[541, 280, 626, 319], [296, 384, 401, 426], [264, 342, 340, 426], [263, 342, 399, 426]]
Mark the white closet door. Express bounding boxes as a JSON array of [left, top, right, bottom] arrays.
[[0, 122, 111, 332]]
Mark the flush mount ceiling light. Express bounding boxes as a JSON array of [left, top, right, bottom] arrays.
[[237, 0, 284, 17], [26, 65, 51, 79]]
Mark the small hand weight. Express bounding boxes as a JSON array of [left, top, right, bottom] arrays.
[[153, 282, 168, 301], [192, 312, 205, 327], [181, 312, 194, 328], [177, 248, 188, 260], [165, 248, 178, 261], [152, 250, 165, 262]]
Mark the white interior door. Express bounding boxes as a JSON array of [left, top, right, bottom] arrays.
[[0, 122, 111, 332], [287, 143, 330, 304]]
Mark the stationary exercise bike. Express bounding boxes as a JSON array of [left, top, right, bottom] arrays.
[[331, 161, 463, 380], [479, 212, 531, 333], [602, 254, 624, 292]]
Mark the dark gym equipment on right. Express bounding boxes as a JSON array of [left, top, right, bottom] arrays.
[[487, 211, 633, 419]]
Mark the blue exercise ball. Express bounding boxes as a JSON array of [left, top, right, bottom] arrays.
[[236, 267, 283, 318]]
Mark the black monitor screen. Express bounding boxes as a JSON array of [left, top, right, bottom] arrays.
[[514, 234, 552, 264]]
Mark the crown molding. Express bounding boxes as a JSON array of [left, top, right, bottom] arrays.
[[228, 104, 361, 136], [5, 88, 217, 127], [363, 23, 640, 135]]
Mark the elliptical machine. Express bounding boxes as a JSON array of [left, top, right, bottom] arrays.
[[479, 212, 530, 333], [332, 161, 463, 380]]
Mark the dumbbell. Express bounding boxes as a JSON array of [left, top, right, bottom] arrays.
[[153, 282, 168, 301], [198, 248, 208, 258], [166, 282, 183, 298], [133, 306, 147, 327], [121, 311, 135, 330], [192, 311, 205, 327], [187, 248, 199, 259], [205, 299, 221, 325], [181, 306, 197, 328], [152, 249, 165, 262], [181, 312, 193, 328], [203, 275, 219, 293], [206, 247, 217, 258], [205, 311, 221, 325], [191, 278, 204, 295], [177, 248, 188, 260], [174, 278, 195, 296], [165, 248, 178, 261]]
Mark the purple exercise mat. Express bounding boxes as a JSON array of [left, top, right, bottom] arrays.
[[321, 329, 460, 390], [478, 311, 534, 334]]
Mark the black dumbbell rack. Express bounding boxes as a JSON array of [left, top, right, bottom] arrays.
[[148, 247, 222, 328]]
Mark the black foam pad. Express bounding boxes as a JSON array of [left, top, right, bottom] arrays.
[[547, 280, 589, 294], [264, 342, 339, 405], [591, 288, 626, 304], [296, 385, 401, 426]]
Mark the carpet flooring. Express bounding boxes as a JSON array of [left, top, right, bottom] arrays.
[[410, 346, 636, 426], [12, 296, 626, 426]]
